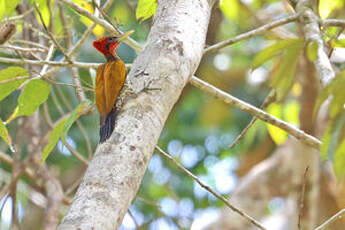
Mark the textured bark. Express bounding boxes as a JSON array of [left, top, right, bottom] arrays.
[[58, 0, 216, 229]]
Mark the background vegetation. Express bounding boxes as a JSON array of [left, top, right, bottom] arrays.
[[0, 0, 345, 229]]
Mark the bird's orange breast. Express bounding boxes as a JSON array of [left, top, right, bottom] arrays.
[[95, 59, 127, 118]]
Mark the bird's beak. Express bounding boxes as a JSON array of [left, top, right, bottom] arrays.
[[117, 30, 135, 42]]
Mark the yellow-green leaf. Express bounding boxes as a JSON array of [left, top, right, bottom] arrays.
[[266, 103, 287, 145], [41, 119, 68, 164], [0, 118, 12, 149], [283, 100, 300, 126], [334, 139, 345, 181], [72, 0, 104, 37], [331, 39, 345, 48], [0, 0, 5, 21], [320, 121, 333, 161], [0, 66, 28, 102], [314, 71, 345, 119], [321, 115, 345, 161], [270, 41, 303, 101], [136, 0, 157, 22], [251, 39, 303, 69], [219, 0, 239, 21], [307, 41, 318, 62], [16, 79, 51, 117], [61, 100, 92, 143], [319, 0, 344, 19]]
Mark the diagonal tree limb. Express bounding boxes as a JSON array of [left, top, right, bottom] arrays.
[[156, 146, 266, 230], [190, 76, 322, 149]]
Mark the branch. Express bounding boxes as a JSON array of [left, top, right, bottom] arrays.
[[190, 76, 322, 149], [0, 56, 100, 68], [156, 146, 266, 230], [0, 44, 46, 52], [321, 19, 345, 27], [315, 209, 345, 230], [229, 89, 276, 148], [204, 13, 299, 55], [58, 0, 216, 229], [59, 1, 87, 102], [290, 0, 335, 86]]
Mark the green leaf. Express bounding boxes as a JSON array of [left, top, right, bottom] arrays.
[[321, 115, 345, 161], [61, 100, 92, 144], [251, 39, 303, 69], [314, 71, 345, 119], [320, 121, 333, 161], [266, 103, 287, 145], [0, 66, 28, 102], [283, 100, 300, 126], [334, 139, 345, 181], [136, 0, 157, 22], [219, 0, 239, 21], [307, 41, 318, 62], [270, 41, 303, 101], [332, 39, 345, 48], [41, 119, 68, 164], [16, 79, 51, 117], [329, 87, 345, 118], [0, 119, 12, 149]]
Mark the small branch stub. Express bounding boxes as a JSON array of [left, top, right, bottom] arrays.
[[0, 22, 16, 45]]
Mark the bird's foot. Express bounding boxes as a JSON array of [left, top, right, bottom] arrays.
[[142, 79, 162, 93]]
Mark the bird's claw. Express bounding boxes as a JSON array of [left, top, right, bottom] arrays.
[[142, 79, 162, 93]]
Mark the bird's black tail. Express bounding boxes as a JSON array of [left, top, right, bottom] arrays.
[[99, 107, 116, 143]]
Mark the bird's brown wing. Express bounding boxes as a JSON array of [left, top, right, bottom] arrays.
[[104, 59, 127, 115]]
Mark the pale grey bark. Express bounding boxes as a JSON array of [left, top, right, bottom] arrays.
[[58, 0, 216, 229], [290, 0, 335, 86]]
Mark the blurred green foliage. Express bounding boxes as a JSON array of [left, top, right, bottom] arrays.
[[0, 0, 345, 229]]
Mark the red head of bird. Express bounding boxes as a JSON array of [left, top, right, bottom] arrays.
[[92, 30, 134, 60]]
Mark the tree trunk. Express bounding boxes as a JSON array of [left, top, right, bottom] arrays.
[[58, 0, 216, 229]]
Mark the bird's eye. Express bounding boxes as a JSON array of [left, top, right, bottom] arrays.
[[107, 37, 117, 42]]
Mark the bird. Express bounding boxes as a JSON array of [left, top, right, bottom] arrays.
[[92, 30, 134, 143]]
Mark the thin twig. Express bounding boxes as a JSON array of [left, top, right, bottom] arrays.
[[128, 209, 140, 229], [204, 13, 300, 55], [34, 3, 72, 62], [4, 8, 34, 22], [0, 56, 100, 68], [44, 77, 94, 91], [0, 44, 45, 52], [0, 76, 29, 85], [59, 2, 87, 102], [11, 39, 49, 50], [92, 0, 119, 33], [155, 146, 266, 230], [298, 166, 309, 230], [229, 90, 276, 148], [314, 209, 345, 230], [64, 142, 89, 166]]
